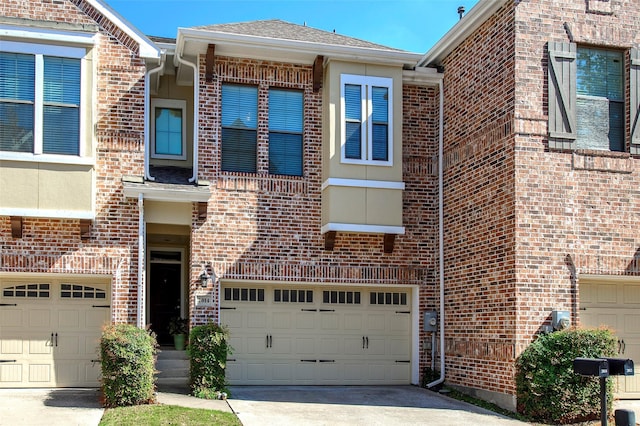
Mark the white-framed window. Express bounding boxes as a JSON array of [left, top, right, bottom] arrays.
[[151, 98, 187, 160], [340, 74, 393, 166], [0, 41, 86, 159]]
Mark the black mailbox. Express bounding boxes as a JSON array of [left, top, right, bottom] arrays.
[[605, 358, 634, 376], [573, 358, 609, 378]]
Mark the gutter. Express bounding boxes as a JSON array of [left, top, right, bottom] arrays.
[[174, 39, 199, 184], [417, 0, 508, 67], [144, 53, 166, 182], [427, 77, 446, 389], [137, 193, 145, 328]]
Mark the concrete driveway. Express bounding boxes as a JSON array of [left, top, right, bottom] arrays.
[[0, 388, 104, 426], [227, 385, 529, 426]]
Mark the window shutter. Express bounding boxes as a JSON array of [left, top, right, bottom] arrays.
[[631, 48, 640, 152], [548, 41, 577, 149]]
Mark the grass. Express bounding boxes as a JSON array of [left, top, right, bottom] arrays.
[[99, 404, 241, 426]]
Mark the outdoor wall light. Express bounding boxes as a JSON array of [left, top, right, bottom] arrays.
[[199, 265, 216, 287], [552, 310, 571, 331]]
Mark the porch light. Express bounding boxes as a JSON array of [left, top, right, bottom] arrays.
[[199, 266, 216, 287]]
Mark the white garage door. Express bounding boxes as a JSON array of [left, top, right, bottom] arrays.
[[580, 277, 640, 398], [0, 278, 111, 388], [221, 284, 412, 385]]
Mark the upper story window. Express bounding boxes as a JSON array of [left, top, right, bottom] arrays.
[[576, 48, 624, 151], [548, 42, 633, 152], [151, 99, 186, 160], [268, 88, 303, 176], [221, 84, 257, 173], [341, 74, 393, 166], [0, 42, 84, 157]]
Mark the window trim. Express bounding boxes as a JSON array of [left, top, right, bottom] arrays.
[[340, 74, 393, 166], [0, 40, 87, 161], [150, 98, 187, 160]]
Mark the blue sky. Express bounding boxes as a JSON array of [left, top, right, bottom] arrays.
[[108, 0, 480, 54]]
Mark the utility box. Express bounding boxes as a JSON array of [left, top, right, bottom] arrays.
[[573, 358, 609, 378], [605, 358, 634, 376], [423, 311, 438, 332]]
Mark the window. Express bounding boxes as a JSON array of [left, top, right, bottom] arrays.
[[548, 42, 630, 152], [151, 99, 186, 159], [269, 88, 303, 176], [341, 74, 393, 165], [221, 84, 257, 173], [576, 47, 624, 151], [224, 287, 265, 302], [0, 42, 84, 157]]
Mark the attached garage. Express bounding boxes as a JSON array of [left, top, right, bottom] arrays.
[[0, 277, 111, 388], [580, 276, 640, 398], [221, 283, 416, 385]]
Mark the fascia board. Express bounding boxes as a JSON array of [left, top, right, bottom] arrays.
[[86, 0, 161, 59], [418, 0, 509, 67], [402, 69, 443, 86], [176, 27, 422, 67]]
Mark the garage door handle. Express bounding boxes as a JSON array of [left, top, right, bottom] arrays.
[[395, 311, 410, 314], [92, 305, 110, 308], [221, 307, 236, 310], [0, 360, 16, 363], [319, 360, 335, 363], [301, 359, 317, 362], [395, 360, 410, 363], [0, 303, 17, 306], [55, 333, 58, 347], [51, 333, 54, 347], [301, 309, 317, 312], [319, 309, 335, 312]]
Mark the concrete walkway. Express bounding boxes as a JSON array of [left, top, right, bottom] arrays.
[[227, 385, 529, 426]]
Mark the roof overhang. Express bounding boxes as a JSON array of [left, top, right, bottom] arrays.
[[86, 0, 161, 60], [418, 0, 509, 67], [175, 27, 422, 68]]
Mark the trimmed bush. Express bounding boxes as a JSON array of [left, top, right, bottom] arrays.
[[515, 328, 616, 424], [100, 324, 157, 407], [189, 322, 232, 398]]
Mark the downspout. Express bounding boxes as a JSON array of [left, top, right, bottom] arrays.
[[137, 193, 145, 328], [144, 53, 166, 181], [427, 78, 446, 388], [175, 52, 199, 183]]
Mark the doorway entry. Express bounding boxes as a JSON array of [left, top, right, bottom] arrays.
[[148, 249, 184, 345]]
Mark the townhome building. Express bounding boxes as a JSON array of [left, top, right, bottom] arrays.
[[1, 0, 640, 412]]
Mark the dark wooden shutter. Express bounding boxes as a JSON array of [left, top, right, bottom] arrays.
[[548, 41, 577, 149], [631, 48, 640, 153]]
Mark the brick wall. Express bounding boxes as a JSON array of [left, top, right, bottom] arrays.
[[512, 0, 640, 352], [439, 0, 640, 403], [0, 0, 146, 324], [439, 2, 519, 396]]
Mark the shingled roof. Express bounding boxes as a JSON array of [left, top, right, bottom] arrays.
[[192, 19, 404, 52]]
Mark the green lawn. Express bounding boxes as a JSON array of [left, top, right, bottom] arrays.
[[99, 404, 241, 426]]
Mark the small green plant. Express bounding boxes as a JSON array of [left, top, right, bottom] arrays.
[[188, 321, 232, 398], [168, 317, 188, 335], [515, 327, 616, 424], [100, 324, 157, 407]]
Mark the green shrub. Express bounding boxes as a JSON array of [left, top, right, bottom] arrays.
[[515, 327, 616, 424], [188, 322, 232, 398], [100, 324, 157, 407]]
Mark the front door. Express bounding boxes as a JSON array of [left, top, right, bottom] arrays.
[[149, 251, 183, 345]]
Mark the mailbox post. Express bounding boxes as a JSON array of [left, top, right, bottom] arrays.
[[573, 358, 634, 426]]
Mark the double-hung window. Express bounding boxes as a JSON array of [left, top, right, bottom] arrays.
[[341, 74, 393, 165], [548, 42, 631, 152], [221, 84, 257, 173], [576, 47, 624, 151], [151, 99, 186, 159], [0, 42, 84, 157], [268, 88, 303, 176]]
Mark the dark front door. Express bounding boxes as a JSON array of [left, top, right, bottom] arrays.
[[149, 262, 181, 345]]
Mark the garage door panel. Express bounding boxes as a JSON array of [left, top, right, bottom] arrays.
[[246, 336, 269, 354], [223, 310, 244, 328], [2, 309, 23, 327], [624, 315, 640, 334], [389, 337, 410, 356], [344, 313, 363, 331], [271, 337, 291, 355], [247, 362, 268, 381], [29, 309, 52, 328], [366, 314, 386, 332], [247, 311, 267, 329], [56, 335, 80, 356], [390, 315, 411, 332], [318, 337, 339, 356], [320, 314, 339, 330], [366, 337, 386, 356], [623, 285, 640, 305], [29, 338, 53, 355], [29, 364, 52, 383], [344, 336, 365, 355], [272, 312, 292, 329], [294, 312, 316, 329], [271, 362, 292, 381], [294, 337, 315, 354], [58, 309, 80, 329], [0, 364, 22, 382]]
